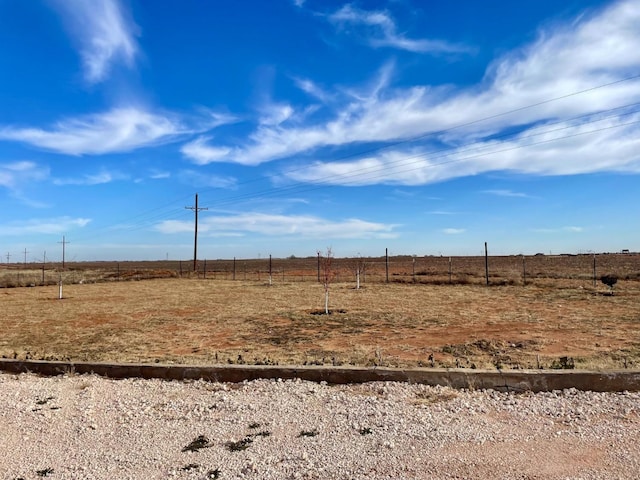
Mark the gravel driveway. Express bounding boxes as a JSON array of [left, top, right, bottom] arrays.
[[1, 372, 638, 479]]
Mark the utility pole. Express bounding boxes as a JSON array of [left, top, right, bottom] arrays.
[[5, 252, 10, 265], [23, 248, 29, 266], [185, 193, 208, 272], [58, 236, 69, 269]]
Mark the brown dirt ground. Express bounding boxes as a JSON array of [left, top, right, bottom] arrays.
[[1, 277, 639, 370]]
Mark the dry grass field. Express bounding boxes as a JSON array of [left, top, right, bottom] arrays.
[[1, 254, 639, 370]]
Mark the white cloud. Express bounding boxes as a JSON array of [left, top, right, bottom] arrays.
[[443, 228, 465, 235], [328, 4, 469, 54], [53, 169, 128, 186], [0, 217, 91, 236], [259, 103, 294, 126], [293, 77, 333, 103], [0, 161, 49, 189], [178, 170, 237, 189], [156, 212, 398, 239], [183, 0, 640, 179], [149, 170, 170, 180], [180, 136, 232, 165], [532, 226, 584, 234], [482, 189, 530, 198], [285, 109, 640, 186], [0, 107, 193, 155], [51, 0, 139, 83]]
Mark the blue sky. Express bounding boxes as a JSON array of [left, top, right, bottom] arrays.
[[1, 0, 639, 262]]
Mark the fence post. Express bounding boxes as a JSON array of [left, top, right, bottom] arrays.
[[412, 257, 416, 282], [522, 254, 526, 286], [233, 257, 236, 280], [593, 254, 596, 287], [484, 242, 489, 286], [385, 248, 389, 283], [204, 259, 207, 279], [317, 252, 320, 283], [269, 254, 272, 285], [449, 256, 452, 284]]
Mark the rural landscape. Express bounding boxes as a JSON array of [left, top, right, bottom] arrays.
[[2, 252, 638, 371]]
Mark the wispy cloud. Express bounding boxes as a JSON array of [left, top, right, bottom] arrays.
[[184, 0, 640, 182], [328, 4, 470, 54], [156, 212, 398, 239], [482, 189, 530, 198], [178, 170, 237, 189], [0, 161, 49, 189], [292, 77, 333, 104], [149, 170, 170, 180], [51, 0, 139, 83], [442, 228, 465, 234], [286, 104, 640, 185], [53, 169, 128, 186], [0, 107, 200, 155], [180, 136, 232, 165], [0, 216, 91, 236], [531, 226, 585, 234]]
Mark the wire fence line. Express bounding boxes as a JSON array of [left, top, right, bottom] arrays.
[[1, 253, 638, 288]]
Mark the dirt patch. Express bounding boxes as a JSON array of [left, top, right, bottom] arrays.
[[1, 278, 640, 369]]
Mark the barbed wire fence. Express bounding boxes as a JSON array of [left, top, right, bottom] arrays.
[[1, 251, 638, 288]]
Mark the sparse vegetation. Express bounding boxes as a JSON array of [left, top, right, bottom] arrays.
[[225, 437, 253, 452], [319, 247, 334, 314], [1, 253, 640, 370], [182, 435, 211, 453], [601, 274, 618, 292]]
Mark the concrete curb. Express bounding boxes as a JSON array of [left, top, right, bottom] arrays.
[[1, 360, 639, 392]]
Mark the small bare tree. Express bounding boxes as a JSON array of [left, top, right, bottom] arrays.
[[353, 254, 367, 290], [319, 247, 334, 314]]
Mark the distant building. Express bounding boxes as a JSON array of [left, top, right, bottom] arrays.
[[622, 249, 630, 254]]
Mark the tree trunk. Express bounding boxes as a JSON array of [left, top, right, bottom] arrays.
[[324, 288, 329, 314]]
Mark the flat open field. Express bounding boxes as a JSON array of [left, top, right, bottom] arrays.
[[2, 272, 639, 370]]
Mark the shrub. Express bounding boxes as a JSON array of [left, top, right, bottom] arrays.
[[601, 274, 618, 289]]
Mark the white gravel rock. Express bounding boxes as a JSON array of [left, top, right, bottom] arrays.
[[0, 373, 638, 479]]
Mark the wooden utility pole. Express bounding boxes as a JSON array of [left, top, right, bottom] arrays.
[[185, 193, 208, 272], [23, 248, 29, 266], [58, 236, 69, 269], [5, 252, 11, 264]]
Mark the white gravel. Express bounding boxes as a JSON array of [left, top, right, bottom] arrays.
[[1, 372, 639, 479]]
